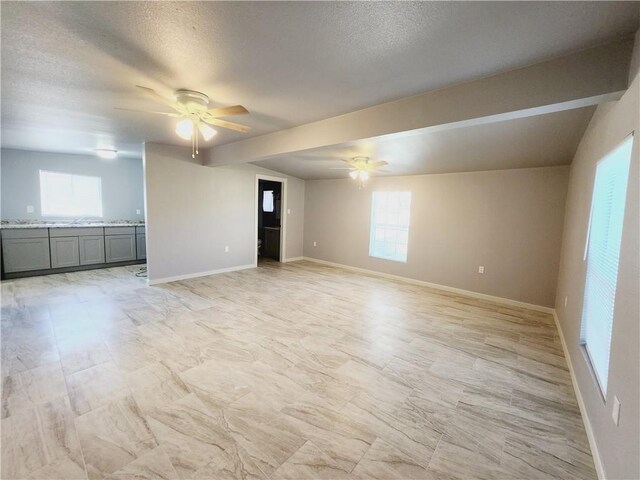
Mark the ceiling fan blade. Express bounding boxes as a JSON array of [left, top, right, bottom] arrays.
[[115, 107, 180, 117], [340, 158, 358, 166], [207, 105, 249, 117], [135, 85, 179, 108], [329, 167, 355, 170], [203, 117, 251, 132], [368, 160, 388, 167]]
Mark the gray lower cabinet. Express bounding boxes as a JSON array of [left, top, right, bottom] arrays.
[[50, 237, 80, 268], [136, 234, 146, 260], [105, 235, 136, 263], [79, 235, 106, 265], [2, 237, 51, 273]]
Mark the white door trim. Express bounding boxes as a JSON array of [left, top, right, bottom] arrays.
[[255, 174, 287, 266]]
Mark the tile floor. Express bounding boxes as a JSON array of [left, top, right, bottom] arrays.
[[1, 261, 596, 479]]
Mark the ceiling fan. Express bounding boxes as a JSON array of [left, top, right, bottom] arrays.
[[331, 156, 388, 187], [118, 86, 251, 158]]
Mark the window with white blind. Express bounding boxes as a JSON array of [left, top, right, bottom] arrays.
[[263, 190, 274, 212], [40, 170, 103, 217], [369, 191, 411, 262], [581, 135, 633, 395]]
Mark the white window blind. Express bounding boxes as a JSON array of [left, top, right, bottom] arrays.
[[581, 135, 633, 395], [369, 191, 411, 262], [40, 170, 103, 217]]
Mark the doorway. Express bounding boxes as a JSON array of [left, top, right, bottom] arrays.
[[255, 175, 287, 265]]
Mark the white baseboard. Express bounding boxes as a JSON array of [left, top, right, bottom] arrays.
[[148, 263, 255, 285], [282, 256, 304, 263], [301, 256, 553, 313], [552, 311, 605, 480]]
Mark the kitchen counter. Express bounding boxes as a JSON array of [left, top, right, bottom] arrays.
[[1, 222, 144, 229]]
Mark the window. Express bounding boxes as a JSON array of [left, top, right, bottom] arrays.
[[40, 170, 103, 217], [581, 135, 633, 395], [369, 191, 411, 262], [263, 190, 274, 212]]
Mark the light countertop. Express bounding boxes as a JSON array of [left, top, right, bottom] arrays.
[[1, 222, 145, 229]]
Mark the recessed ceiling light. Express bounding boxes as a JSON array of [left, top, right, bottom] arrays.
[[95, 148, 118, 159]]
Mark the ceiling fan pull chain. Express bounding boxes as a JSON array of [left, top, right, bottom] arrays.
[[196, 127, 199, 155], [192, 129, 195, 158]]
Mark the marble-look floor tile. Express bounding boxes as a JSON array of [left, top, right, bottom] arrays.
[[1, 262, 596, 480], [224, 394, 308, 476], [125, 362, 190, 414], [67, 361, 129, 416], [75, 395, 157, 479], [1, 395, 84, 479], [107, 446, 179, 480], [272, 440, 353, 480], [2, 361, 67, 418], [352, 437, 431, 480], [427, 435, 501, 480]]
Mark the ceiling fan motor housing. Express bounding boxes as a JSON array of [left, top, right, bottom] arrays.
[[174, 89, 210, 112]]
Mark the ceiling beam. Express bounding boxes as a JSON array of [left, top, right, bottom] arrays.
[[205, 37, 634, 167]]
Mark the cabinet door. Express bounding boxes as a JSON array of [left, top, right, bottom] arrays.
[[2, 238, 51, 273], [79, 236, 105, 265], [50, 237, 80, 268], [136, 234, 146, 260], [105, 235, 136, 263]]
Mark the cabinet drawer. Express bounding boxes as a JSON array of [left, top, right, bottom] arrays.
[[50, 227, 103, 237], [2, 238, 51, 272], [105, 235, 136, 262], [105, 226, 135, 235], [1, 228, 48, 239]]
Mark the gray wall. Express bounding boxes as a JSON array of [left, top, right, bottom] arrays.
[[144, 143, 304, 283], [555, 64, 639, 479], [303, 166, 569, 308], [1, 148, 144, 221]]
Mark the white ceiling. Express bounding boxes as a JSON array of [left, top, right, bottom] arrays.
[[1, 2, 638, 159], [252, 107, 596, 179]]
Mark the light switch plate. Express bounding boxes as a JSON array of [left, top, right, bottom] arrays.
[[225, 246, 229, 253], [313, 241, 317, 247], [478, 265, 485, 274], [612, 396, 621, 425], [564, 296, 568, 308], [26, 205, 34, 213], [136, 209, 141, 215], [287, 209, 291, 214]]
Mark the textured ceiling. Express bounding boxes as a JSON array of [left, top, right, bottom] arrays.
[[252, 107, 596, 179], [1, 1, 638, 159]]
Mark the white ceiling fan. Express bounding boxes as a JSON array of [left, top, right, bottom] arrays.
[[330, 156, 388, 186], [117, 86, 251, 158]]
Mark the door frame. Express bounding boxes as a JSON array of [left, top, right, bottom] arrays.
[[254, 174, 287, 266]]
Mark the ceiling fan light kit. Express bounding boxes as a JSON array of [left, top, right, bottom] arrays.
[[340, 156, 386, 188], [121, 86, 251, 158]]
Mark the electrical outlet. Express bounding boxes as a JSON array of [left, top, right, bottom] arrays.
[[225, 246, 229, 253], [313, 241, 317, 247], [136, 209, 141, 215], [287, 208, 291, 214], [26, 205, 34, 213], [612, 396, 621, 425], [478, 265, 485, 274], [564, 296, 568, 308]]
